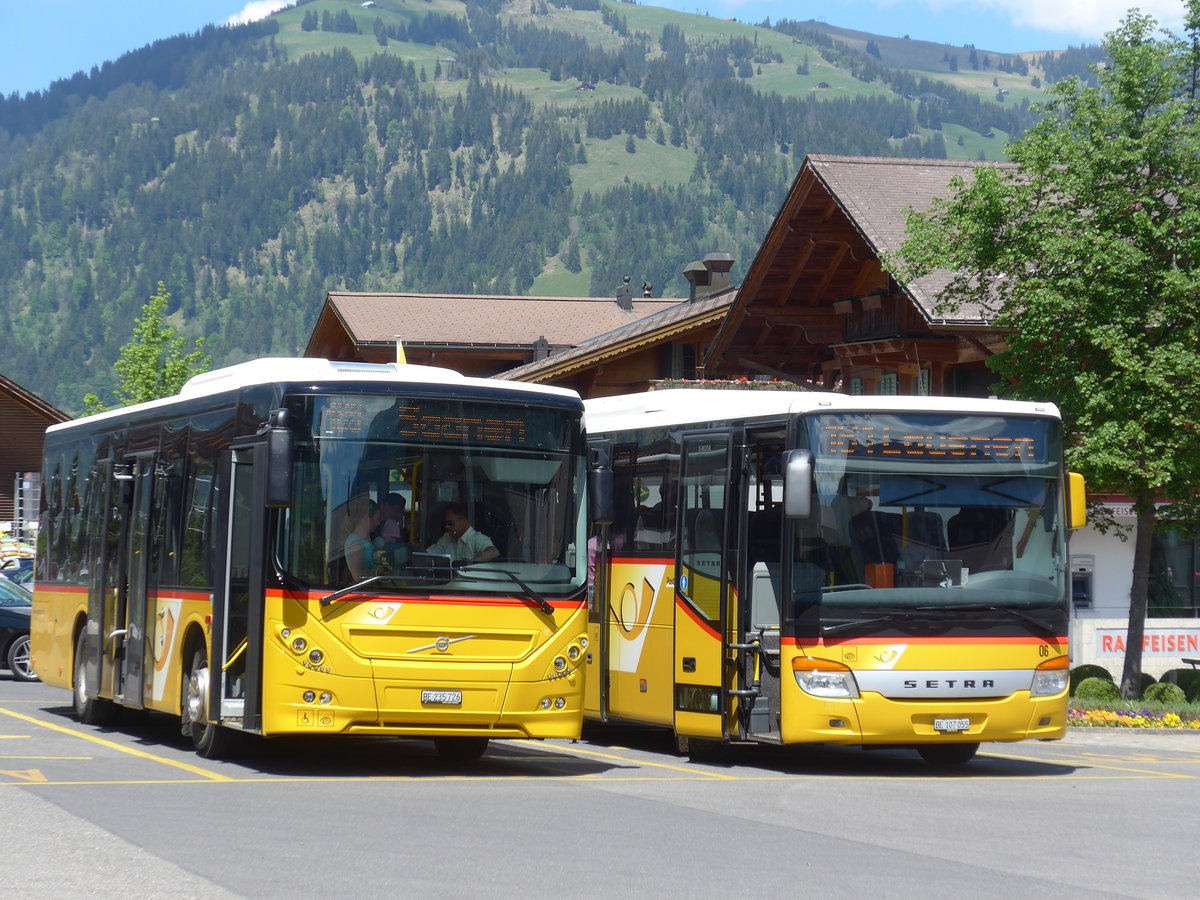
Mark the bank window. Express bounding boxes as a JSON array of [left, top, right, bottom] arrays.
[[1150, 528, 1198, 618]]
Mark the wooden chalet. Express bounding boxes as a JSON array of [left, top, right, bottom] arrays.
[[502, 155, 1009, 397], [0, 374, 68, 540], [305, 155, 1011, 400], [304, 289, 679, 378]]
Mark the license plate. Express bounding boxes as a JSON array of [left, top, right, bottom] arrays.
[[933, 717, 971, 733], [421, 690, 463, 706]]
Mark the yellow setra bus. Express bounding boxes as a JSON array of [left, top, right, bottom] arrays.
[[32, 359, 591, 759], [584, 390, 1085, 765]]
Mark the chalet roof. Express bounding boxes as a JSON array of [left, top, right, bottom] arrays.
[[804, 154, 1009, 323], [499, 289, 736, 382], [0, 373, 68, 424], [704, 155, 1010, 376], [311, 291, 679, 352]]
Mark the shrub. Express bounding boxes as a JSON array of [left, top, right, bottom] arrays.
[[1074, 676, 1121, 702], [1070, 664, 1112, 695], [1162, 669, 1200, 703], [1143, 682, 1187, 704]]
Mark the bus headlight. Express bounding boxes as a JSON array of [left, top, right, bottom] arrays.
[[792, 657, 860, 698], [1031, 656, 1069, 696]]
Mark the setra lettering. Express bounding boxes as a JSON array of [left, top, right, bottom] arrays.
[[903, 679, 995, 690]]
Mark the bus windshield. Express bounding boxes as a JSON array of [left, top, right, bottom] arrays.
[[276, 393, 586, 597], [794, 412, 1067, 614]]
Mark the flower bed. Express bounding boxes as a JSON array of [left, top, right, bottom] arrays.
[[1068, 707, 1200, 729]]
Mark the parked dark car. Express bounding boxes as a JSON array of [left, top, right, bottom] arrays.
[[0, 577, 35, 681]]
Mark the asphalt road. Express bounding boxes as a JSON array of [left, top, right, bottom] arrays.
[[2, 672, 1198, 899]]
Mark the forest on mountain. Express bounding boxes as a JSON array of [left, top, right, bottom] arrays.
[[0, 0, 1103, 412]]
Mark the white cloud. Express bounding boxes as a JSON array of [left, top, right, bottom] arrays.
[[700, 0, 1186, 43], [226, 1, 291, 27], [944, 0, 1185, 40]]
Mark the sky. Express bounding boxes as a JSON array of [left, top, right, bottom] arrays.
[[0, 0, 1191, 99]]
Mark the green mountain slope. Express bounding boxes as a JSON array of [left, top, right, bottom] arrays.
[[0, 0, 1102, 413]]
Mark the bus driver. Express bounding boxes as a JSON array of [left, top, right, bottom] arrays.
[[427, 502, 499, 564]]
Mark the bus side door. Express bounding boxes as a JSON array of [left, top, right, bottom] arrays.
[[673, 432, 733, 741]]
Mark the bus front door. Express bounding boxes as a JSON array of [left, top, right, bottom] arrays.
[[207, 446, 266, 733], [673, 433, 733, 742]]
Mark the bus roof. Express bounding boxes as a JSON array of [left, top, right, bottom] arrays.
[[583, 389, 1062, 433], [51, 358, 582, 432]]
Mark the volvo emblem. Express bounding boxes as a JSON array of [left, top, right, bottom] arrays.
[[407, 634, 478, 653]]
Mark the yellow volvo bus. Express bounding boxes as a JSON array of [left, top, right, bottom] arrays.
[[584, 390, 1085, 765], [32, 359, 590, 759]]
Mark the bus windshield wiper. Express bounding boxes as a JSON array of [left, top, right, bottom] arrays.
[[950, 604, 1060, 637], [454, 566, 555, 616], [319, 574, 446, 606], [820, 609, 948, 635]]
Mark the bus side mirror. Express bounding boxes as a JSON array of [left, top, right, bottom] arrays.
[[588, 442, 614, 525], [263, 409, 293, 509], [783, 450, 813, 518], [1068, 471, 1086, 530]]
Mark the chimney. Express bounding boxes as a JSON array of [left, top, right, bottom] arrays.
[[703, 251, 734, 294], [615, 274, 634, 311], [683, 260, 709, 301]]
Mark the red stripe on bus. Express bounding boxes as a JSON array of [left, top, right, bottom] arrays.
[[272, 588, 584, 609], [781, 635, 1067, 646], [674, 594, 721, 640]]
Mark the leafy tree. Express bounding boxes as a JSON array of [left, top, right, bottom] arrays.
[[84, 282, 211, 414], [891, 5, 1200, 698]]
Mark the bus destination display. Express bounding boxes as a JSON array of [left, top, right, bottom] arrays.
[[813, 416, 1049, 463], [318, 397, 545, 448]]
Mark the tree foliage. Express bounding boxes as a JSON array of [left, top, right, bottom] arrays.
[[83, 281, 211, 414], [892, 4, 1200, 698]]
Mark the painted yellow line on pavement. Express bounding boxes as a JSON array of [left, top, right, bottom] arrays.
[[0, 735, 30, 739], [512, 739, 738, 779], [988, 750, 1194, 778], [1, 756, 92, 761], [0, 708, 232, 781]]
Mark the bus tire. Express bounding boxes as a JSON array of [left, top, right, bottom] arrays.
[[184, 647, 242, 759], [72, 631, 116, 725], [917, 742, 979, 766], [684, 736, 727, 763], [433, 737, 489, 761]]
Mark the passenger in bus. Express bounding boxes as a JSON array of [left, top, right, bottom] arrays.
[[374, 492, 413, 566], [427, 502, 499, 564], [344, 498, 380, 580]]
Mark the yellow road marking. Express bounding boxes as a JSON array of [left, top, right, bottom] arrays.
[[0, 708, 232, 782], [0, 735, 30, 739], [0, 769, 46, 782], [986, 750, 1194, 778], [512, 739, 738, 779], [1, 756, 91, 761]]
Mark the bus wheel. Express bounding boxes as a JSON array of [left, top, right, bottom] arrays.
[[184, 647, 242, 759], [72, 631, 115, 725], [683, 736, 728, 764], [7, 633, 38, 682], [433, 737, 489, 761], [917, 742, 979, 766]]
